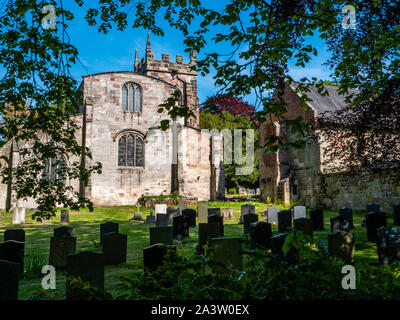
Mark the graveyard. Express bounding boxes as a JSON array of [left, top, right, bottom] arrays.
[[1, 201, 399, 300]]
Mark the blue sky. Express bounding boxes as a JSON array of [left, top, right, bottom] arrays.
[[64, 1, 333, 106]]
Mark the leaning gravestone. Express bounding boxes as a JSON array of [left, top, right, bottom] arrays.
[[376, 226, 400, 265], [66, 251, 105, 300], [54, 226, 74, 238], [4, 229, 25, 243], [292, 205, 306, 220], [240, 204, 255, 224], [221, 208, 234, 220], [266, 206, 280, 224], [0, 260, 19, 300], [143, 243, 176, 271], [393, 204, 400, 226], [197, 204, 209, 223], [182, 209, 196, 227], [61, 210, 70, 223], [0, 241, 24, 274], [49, 236, 76, 268], [209, 237, 242, 274], [155, 204, 167, 214], [330, 216, 350, 233], [198, 223, 221, 251], [366, 211, 387, 243], [309, 209, 324, 231], [150, 226, 173, 246], [328, 231, 355, 265], [250, 221, 272, 249], [173, 215, 190, 239], [293, 218, 313, 240], [100, 222, 119, 244], [102, 232, 127, 265], [208, 214, 224, 237], [208, 208, 221, 217], [167, 207, 180, 224], [243, 213, 258, 234], [278, 210, 292, 233], [155, 214, 169, 227], [366, 203, 380, 214], [339, 207, 354, 229]]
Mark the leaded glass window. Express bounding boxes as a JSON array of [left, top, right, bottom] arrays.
[[117, 132, 144, 167], [121, 82, 142, 112]]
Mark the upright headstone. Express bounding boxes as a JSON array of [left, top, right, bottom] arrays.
[[366, 203, 380, 214], [11, 207, 25, 225], [197, 204, 209, 223], [0, 241, 24, 274], [102, 232, 127, 265], [207, 208, 221, 217], [250, 221, 272, 249], [155, 204, 167, 214], [66, 251, 105, 299], [182, 209, 196, 227], [4, 229, 25, 243], [209, 237, 242, 274], [293, 218, 313, 240], [393, 204, 400, 226], [150, 227, 173, 246], [339, 207, 354, 229], [156, 214, 169, 227], [266, 206, 280, 224], [292, 205, 306, 220], [173, 215, 190, 239], [270, 234, 288, 259], [278, 210, 292, 233], [144, 214, 156, 225], [61, 210, 70, 223], [49, 236, 76, 268], [221, 208, 234, 220], [132, 203, 144, 221], [0, 260, 19, 300], [167, 207, 180, 224], [328, 231, 355, 265], [310, 209, 324, 231], [54, 226, 74, 238], [100, 222, 119, 244], [243, 213, 258, 234], [198, 223, 221, 251], [208, 214, 224, 237], [143, 243, 176, 271], [366, 211, 387, 243], [330, 216, 350, 233], [376, 226, 400, 265], [240, 204, 255, 223]]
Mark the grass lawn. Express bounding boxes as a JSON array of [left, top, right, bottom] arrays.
[[0, 201, 387, 300]]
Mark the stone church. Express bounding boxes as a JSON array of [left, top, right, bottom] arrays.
[[259, 81, 399, 212], [0, 36, 225, 209]]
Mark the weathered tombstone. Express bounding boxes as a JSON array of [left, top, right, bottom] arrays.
[[339, 207, 354, 229], [54, 226, 74, 238], [198, 223, 221, 251], [182, 209, 196, 227], [167, 206, 180, 224], [100, 222, 119, 244], [393, 204, 400, 226], [66, 251, 105, 299], [173, 215, 190, 239], [144, 214, 156, 224], [178, 204, 187, 215], [102, 232, 127, 265], [266, 206, 280, 224], [309, 209, 324, 231], [155, 214, 169, 227], [243, 213, 258, 234], [4, 229, 25, 243], [367, 203, 380, 214], [330, 216, 350, 233], [150, 226, 173, 245], [0, 260, 19, 300], [132, 203, 144, 221], [61, 210, 70, 223], [155, 204, 167, 214], [328, 231, 355, 265], [11, 207, 25, 225], [278, 210, 292, 233], [376, 226, 400, 265], [208, 214, 224, 237], [292, 205, 306, 220], [49, 236, 77, 268], [197, 204, 209, 223], [143, 243, 176, 271], [209, 237, 242, 273], [0, 241, 24, 274], [366, 211, 387, 243], [250, 221, 272, 249], [293, 218, 313, 240], [240, 204, 255, 223], [221, 208, 234, 220], [207, 208, 221, 217]]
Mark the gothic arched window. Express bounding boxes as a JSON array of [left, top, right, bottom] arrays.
[[42, 157, 66, 184], [118, 132, 144, 167], [122, 82, 142, 112]]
